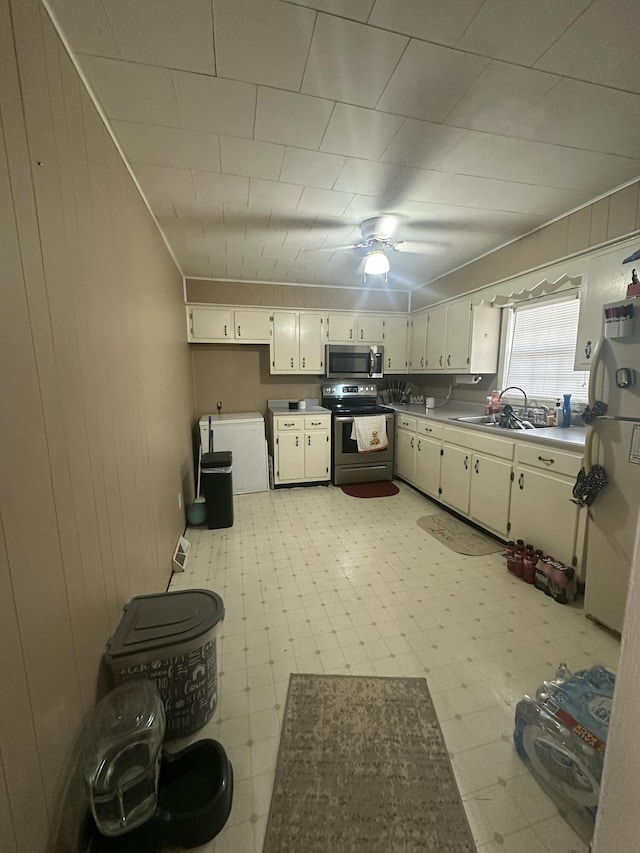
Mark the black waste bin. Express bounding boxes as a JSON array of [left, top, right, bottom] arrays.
[[201, 451, 233, 529]]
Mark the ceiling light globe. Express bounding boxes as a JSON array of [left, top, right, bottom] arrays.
[[364, 251, 390, 275]]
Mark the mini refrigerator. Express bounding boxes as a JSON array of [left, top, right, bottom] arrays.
[[199, 412, 269, 494]]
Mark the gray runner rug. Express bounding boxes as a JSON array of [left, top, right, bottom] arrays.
[[263, 673, 477, 853], [417, 512, 503, 556]]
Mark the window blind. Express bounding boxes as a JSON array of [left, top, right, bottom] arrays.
[[503, 295, 589, 402]]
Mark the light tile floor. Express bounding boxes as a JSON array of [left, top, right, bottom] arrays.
[[168, 482, 619, 853]]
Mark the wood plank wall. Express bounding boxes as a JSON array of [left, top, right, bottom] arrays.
[[0, 1, 196, 850]]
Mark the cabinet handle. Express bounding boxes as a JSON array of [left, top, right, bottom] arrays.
[[296, 436, 299, 447], [224, 325, 228, 336], [387, 358, 390, 368], [237, 325, 241, 336], [464, 455, 469, 469], [311, 421, 322, 425], [518, 473, 524, 490], [290, 357, 294, 367], [420, 357, 424, 367], [538, 456, 555, 465], [585, 340, 592, 359], [350, 329, 353, 339], [417, 440, 421, 451], [439, 355, 443, 367], [410, 437, 414, 448], [284, 422, 295, 426], [308, 435, 311, 446], [474, 459, 479, 473], [425, 427, 432, 432], [302, 357, 306, 367], [447, 354, 451, 366], [360, 329, 363, 339]]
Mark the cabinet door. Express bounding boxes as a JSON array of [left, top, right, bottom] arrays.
[[469, 453, 512, 537], [305, 431, 330, 480], [425, 306, 446, 372], [276, 431, 304, 482], [234, 309, 272, 341], [440, 443, 471, 514], [444, 300, 472, 371], [357, 314, 384, 343], [272, 311, 298, 372], [299, 312, 324, 373], [395, 429, 416, 482], [384, 315, 408, 373], [408, 311, 427, 372], [327, 313, 356, 342], [415, 435, 441, 498], [189, 306, 232, 341], [509, 466, 579, 564]]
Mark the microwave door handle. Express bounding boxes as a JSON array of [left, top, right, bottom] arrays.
[[368, 348, 374, 377]]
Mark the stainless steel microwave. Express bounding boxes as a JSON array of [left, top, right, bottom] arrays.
[[325, 344, 384, 379]]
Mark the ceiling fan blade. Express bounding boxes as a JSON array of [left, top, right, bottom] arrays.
[[392, 240, 449, 255]]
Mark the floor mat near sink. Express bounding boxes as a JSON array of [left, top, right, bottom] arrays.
[[417, 512, 503, 555]]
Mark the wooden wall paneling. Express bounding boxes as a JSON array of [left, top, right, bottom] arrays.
[[59, 53, 129, 628], [4, 0, 84, 812], [567, 207, 592, 255], [0, 79, 50, 852], [538, 218, 569, 265], [590, 197, 609, 245], [607, 184, 639, 240], [0, 753, 18, 853]]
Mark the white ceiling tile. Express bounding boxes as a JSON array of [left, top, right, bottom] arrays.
[[157, 217, 205, 244], [379, 119, 468, 168], [604, 52, 640, 95], [192, 171, 250, 206], [280, 148, 346, 190], [213, 0, 315, 89], [377, 40, 489, 123], [369, 0, 484, 47], [255, 88, 334, 149], [286, 0, 374, 22], [341, 195, 397, 223], [297, 187, 353, 217], [111, 122, 221, 172], [333, 159, 401, 195], [509, 78, 640, 159], [534, 0, 640, 84], [102, 0, 214, 73], [436, 131, 640, 194], [80, 56, 180, 125], [220, 137, 285, 180], [262, 244, 300, 261], [444, 61, 560, 134], [135, 164, 196, 199], [301, 14, 408, 108], [48, 0, 121, 57], [457, 0, 592, 66], [172, 71, 256, 137], [320, 104, 404, 160], [398, 200, 546, 235], [249, 179, 304, 210], [223, 206, 270, 229], [173, 198, 224, 220]]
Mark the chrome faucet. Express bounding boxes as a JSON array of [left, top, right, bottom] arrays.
[[498, 386, 528, 414]]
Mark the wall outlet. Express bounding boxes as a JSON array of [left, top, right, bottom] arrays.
[[178, 491, 183, 510]]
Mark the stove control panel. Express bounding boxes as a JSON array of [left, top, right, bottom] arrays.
[[322, 384, 376, 398]]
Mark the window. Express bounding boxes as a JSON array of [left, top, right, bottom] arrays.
[[502, 292, 589, 402]]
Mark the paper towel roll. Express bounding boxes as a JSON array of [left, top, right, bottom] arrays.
[[455, 374, 482, 385]]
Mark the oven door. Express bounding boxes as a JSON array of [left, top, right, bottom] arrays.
[[325, 345, 384, 379], [333, 413, 394, 483]]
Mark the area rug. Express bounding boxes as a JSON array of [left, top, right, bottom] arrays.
[[340, 481, 399, 498], [417, 512, 503, 556], [263, 674, 476, 853]]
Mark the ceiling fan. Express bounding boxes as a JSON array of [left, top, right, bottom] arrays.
[[304, 215, 450, 282]]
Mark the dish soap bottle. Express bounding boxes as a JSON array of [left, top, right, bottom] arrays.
[[561, 393, 572, 428], [491, 389, 500, 414], [554, 398, 562, 426]]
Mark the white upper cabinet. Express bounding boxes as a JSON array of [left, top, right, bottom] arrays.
[[426, 300, 500, 374], [356, 314, 385, 343], [271, 311, 325, 374], [384, 315, 408, 373], [188, 305, 272, 342], [327, 313, 356, 342], [408, 310, 428, 373]]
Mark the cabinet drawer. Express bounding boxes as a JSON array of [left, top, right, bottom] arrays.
[[304, 416, 330, 430], [516, 443, 582, 477], [443, 425, 514, 460], [396, 415, 417, 431], [417, 420, 443, 439], [275, 416, 303, 431]]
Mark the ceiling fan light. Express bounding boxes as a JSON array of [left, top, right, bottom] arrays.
[[364, 250, 390, 275]]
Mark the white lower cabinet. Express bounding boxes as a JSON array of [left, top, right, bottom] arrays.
[[272, 414, 330, 485], [469, 453, 512, 537], [440, 443, 472, 515], [509, 443, 582, 566], [414, 422, 443, 499], [395, 415, 417, 482]]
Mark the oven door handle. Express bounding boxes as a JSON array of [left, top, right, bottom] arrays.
[[335, 416, 355, 423]]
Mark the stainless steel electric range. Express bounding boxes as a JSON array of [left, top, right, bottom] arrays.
[[321, 383, 395, 485]]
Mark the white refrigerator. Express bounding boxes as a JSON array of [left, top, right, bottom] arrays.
[[583, 298, 640, 634], [199, 412, 269, 494]]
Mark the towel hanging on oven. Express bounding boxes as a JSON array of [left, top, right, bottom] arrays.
[[351, 415, 389, 453]]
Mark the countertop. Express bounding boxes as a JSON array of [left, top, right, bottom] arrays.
[[387, 402, 587, 451], [267, 400, 331, 415]]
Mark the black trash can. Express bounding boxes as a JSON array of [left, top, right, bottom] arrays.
[[201, 451, 233, 529]]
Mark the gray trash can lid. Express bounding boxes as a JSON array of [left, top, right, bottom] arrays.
[[105, 589, 224, 659], [201, 451, 232, 469]]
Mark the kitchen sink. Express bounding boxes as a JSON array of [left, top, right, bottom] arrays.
[[452, 415, 549, 429]]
